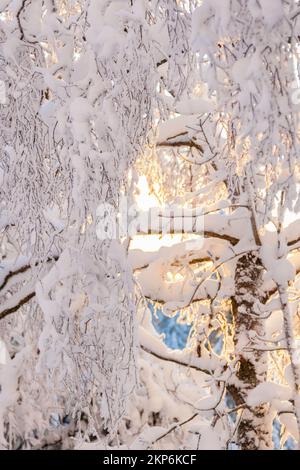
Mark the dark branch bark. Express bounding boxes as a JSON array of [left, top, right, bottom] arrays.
[[0, 292, 35, 320], [157, 138, 203, 153], [0, 256, 59, 292]]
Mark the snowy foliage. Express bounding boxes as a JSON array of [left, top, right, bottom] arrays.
[[0, 0, 300, 451]]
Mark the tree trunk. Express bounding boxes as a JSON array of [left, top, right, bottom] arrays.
[[230, 251, 271, 450]]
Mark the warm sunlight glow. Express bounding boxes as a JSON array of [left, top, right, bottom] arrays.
[[135, 175, 158, 211]]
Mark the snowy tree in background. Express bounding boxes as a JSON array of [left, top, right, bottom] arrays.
[[0, 0, 161, 445], [0, 0, 300, 451]]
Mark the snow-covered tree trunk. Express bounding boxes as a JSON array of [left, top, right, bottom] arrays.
[[231, 252, 270, 449]]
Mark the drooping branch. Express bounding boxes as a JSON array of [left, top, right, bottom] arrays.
[[139, 326, 224, 377]]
